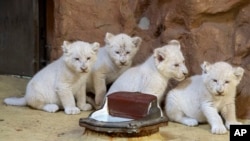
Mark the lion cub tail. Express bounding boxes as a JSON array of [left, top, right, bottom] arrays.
[[4, 97, 26, 106]]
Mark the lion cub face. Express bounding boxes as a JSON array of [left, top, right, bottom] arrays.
[[201, 61, 244, 96], [62, 41, 100, 73], [105, 33, 142, 68], [154, 40, 188, 81]]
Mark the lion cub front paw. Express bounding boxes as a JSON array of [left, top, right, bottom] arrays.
[[64, 107, 80, 115], [78, 103, 92, 111], [226, 121, 242, 129], [211, 125, 227, 134]]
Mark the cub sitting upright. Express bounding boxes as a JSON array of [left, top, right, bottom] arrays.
[[4, 41, 100, 115], [165, 61, 244, 134], [87, 32, 142, 107]]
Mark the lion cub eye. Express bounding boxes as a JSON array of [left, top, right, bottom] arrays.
[[212, 79, 217, 83], [74, 58, 80, 61], [86, 57, 91, 60], [115, 51, 120, 54], [225, 80, 230, 84], [126, 51, 130, 54], [174, 64, 179, 67]]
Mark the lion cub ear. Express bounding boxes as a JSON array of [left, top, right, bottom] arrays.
[[233, 67, 244, 81], [91, 42, 100, 53], [201, 61, 211, 74], [168, 40, 181, 50], [154, 48, 167, 64], [104, 32, 114, 44], [62, 41, 71, 54], [132, 36, 142, 48]]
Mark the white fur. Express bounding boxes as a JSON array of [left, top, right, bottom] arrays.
[[87, 32, 142, 106], [107, 40, 188, 102], [4, 41, 100, 115], [90, 40, 188, 122], [165, 61, 244, 134]]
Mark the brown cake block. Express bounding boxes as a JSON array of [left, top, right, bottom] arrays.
[[107, 92, 157, 119]]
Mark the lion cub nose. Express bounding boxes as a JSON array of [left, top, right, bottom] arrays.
[[216, 90, 224, 95], [81, 67, 88, 72], [120, 61, 126, 65], [183, 72, 188, 76]]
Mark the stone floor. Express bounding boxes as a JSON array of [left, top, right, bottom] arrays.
[[0, 75, 249, 141]]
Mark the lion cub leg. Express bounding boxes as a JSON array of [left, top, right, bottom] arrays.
[[202, 103, 227, 134], [166, 94, 198, 126], [221, 103, 242, 129], [76, 85, 92, 111], [56, 84, 80, 115], [26, 88, 60, 113], [93, 74, 106, 107], [29, 100, 60, 113]]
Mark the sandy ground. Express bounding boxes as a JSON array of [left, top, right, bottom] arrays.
[[0, 75, 249, 141]]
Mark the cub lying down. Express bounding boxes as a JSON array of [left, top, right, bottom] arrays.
[[90, 40, 188, 122], [107, 40, 188, 103], [165, 61, 244, 134], [4, 41, 99, 115]]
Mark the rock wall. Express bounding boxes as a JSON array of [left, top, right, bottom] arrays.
[[48, 0, 250, 119]]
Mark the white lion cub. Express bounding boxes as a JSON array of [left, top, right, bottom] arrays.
[[165, 61, 244, 134], [87, 32, 142, 106], [90, 40, 188, 122], [4, 41, 100, 115], [107, 40, 188, 102]]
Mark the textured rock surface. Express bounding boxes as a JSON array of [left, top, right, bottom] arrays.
[[48, 0, 250, 119]]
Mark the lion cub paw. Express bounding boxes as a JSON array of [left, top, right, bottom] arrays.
[[182, 118, 198, 126], [79, 103, 92, 111], [226, 121, 242, 129], [64, 107, 80, 115], [43, 104, 59, 113], [211, 125, 227, 134]]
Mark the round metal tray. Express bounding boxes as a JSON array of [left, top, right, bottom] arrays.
[[79, 94, 168, 137]]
